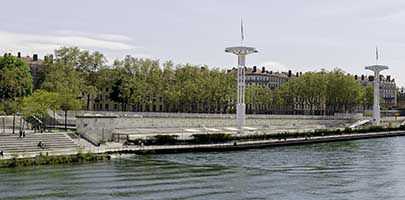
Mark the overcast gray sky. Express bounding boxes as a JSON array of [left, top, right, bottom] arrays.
[[1, 0, 405, 86]]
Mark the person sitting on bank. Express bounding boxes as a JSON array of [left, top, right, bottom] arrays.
[[123, 141, 129, 147], [37, 141, 47, 149], [138, 140, 144, 150]]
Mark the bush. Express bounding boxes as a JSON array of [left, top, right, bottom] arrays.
[[152, 135, 179, 145], [192, 133, 232, 143]]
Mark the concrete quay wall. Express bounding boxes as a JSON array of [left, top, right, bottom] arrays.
[[76, 114, 358, 144], [101, 130, 405, 155]]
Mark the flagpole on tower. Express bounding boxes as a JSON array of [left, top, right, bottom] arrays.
[[376, 46, 379, 65], [240, 19, 244, 46]]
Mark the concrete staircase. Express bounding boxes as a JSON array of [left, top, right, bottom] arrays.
[[0, 132, 80, 156]]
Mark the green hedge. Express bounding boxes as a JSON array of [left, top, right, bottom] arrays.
[[191, 133, 232, 143], [152, 135, 179, 145], [132, 125, 405, 145]]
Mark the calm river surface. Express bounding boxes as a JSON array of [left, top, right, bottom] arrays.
[[2, 137, 405, 200]]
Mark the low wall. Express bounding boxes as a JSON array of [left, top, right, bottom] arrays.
[[67, 111, 364, 119]]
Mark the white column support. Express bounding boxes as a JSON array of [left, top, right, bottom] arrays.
[[373, 71, 380, 125], [365, 65, 388, 126]]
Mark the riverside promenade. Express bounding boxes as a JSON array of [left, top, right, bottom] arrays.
[[91, 130, 405, 155], [1, 130, 405, 161]]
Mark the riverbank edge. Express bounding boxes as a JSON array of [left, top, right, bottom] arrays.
[[110, 130, 405, 154], [1, 130, 404, 168], [0, 153, 110, 168]]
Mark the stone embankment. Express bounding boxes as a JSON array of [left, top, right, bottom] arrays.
[[98, 130, 405, 154], [2, 130, 405, 168]]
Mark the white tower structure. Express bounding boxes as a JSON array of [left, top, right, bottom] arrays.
[[225, 21, 258, 131], [365, 65, 388, 125]]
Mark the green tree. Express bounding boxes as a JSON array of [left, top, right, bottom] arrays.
[[0, 54, 32, 99], [274, 69, 365, 114], [21, 90, 61, 117], [41, 59, 83, 129], [0, 54, 33, 133], [246, 85, 272, 114], [54, 47, 107, 110]]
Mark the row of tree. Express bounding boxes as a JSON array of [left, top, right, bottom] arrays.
[[274, 70, 373, 115], [0, 47, 374, 119]]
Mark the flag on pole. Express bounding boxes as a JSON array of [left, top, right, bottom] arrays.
[[376, 46, 379, 61], [241, 19, 244, 42]]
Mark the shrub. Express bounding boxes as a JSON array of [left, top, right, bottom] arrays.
[[152, 135, 179, 145], [192, 133, 232, 143]]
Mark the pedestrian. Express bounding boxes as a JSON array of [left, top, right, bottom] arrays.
[[19, 130, 22, 138], [22, 130, 26, 138], [0, 150, 3, 157]]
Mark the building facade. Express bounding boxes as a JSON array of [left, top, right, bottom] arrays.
[[242, 66, 294, 90], [17, 52, 46, 90]]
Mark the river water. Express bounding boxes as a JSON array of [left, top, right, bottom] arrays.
[[1, 136, 405, 200]]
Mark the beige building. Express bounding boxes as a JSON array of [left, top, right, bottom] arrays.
[[18, 52, 46, 90]]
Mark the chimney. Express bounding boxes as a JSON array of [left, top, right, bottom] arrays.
[[288, 70, 292, 77], [253, 66, 257, 72], [361, 75, 364, 80], [17, 52, 21, 58], [354, 75, 358, 80], [262, 67, 265, 73], [387, 75, 391, 81], [33, 54, 38, 61]]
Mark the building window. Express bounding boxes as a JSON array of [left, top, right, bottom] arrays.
[[114, 104, 118, 110], [105, 104, 109, 110]]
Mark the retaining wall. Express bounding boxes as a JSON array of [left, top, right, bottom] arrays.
[[76, 114, 358, 144]]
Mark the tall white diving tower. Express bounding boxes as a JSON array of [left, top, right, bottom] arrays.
[[225, 22, 258, 131]]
